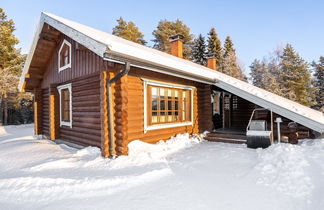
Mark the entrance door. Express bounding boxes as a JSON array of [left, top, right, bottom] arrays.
[[223, 93, 231, 128]]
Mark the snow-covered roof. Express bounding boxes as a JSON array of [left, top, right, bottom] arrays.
[[19, 13, 324, 133]]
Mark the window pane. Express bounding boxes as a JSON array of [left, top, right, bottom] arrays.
[[160, 100, 165, 110], [61, 88, 70, 123], [152, 87, 158, 97], [152, 98, 158, 110]]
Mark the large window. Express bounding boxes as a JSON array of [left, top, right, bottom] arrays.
[[144, 81, 193, 131], [58, 39, 72, 72], [57, 83, 72, 127]]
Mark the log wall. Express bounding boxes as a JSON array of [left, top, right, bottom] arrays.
[[59, 73, 102, 147], [123, 66, 212, 147], [41, 89, 50, 137]]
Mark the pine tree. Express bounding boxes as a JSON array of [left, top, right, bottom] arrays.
[[191, 34, 207, 65], [279, 44, 314, 106], [207, 27, 222, 68], [223, 36, 235, 57], [112, 17, 146, 45], [312, 56, 324, 111], [0, 8, 27, 125], [152, 19, 193, 59]]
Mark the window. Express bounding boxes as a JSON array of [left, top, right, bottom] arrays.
[[58, 39, 72, 72], [57, 83, 72, 127], [144, 80, 194, 131], [212, 91, 221, 114], [232, 96, 238, 110]]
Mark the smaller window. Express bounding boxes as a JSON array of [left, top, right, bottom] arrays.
[[57, 84, 72, 127], [58, 40, 72, 72], [233, 96, 238, 110], [212, 92, 221, 114]]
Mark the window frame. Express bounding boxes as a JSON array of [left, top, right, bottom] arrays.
[[143, 79, 194, 133], [58, 39, 72, 72], [57, 83, 72, 128]]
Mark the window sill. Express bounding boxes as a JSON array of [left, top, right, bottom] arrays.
[[58, 63, 71, 72], [145, 121, 192, 133], [60, 121, 72, 128]]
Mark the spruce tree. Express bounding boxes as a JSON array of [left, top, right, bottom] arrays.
[[207, 27, 222, 68], [279, 44, 314, 106], [224, 36, 235, 57], [152, 19, 193, 59], [250, 59, 267, 88], [112, 17, 146, 45], [312, 56, 324, 111], [191, 34, 207, 65], [221, 36, 245, 80], [0, 8, 26, 125], [222, 51, 245, 80], [249, 58, 281, 94]]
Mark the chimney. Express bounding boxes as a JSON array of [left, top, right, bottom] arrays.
[[207, 54, 217, 70], [169, 34, 184, 58]]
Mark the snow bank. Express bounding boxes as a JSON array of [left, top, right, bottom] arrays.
[[108, 133, 203, 169], [255, 143, 314, 199]]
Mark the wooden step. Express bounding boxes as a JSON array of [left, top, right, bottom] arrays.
[[204, 132, 247, 144], [206, 132, 247, 140], [204, 136, 246, 144]]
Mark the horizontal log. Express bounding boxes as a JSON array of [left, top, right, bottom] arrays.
[[73, 106, 100, 112], [73, 100, 100, 108], [60, 133, 101, 147], [60, 129, 100, 142], [73, 89, 99, 97], [73, 112, 101, 118], [73, 116, 101, 124], [72, 121, 101, 130], [73, 85, 100, 94], [73, 95, 100, 102]]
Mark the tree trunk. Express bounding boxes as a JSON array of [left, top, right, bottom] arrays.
[[3, 94, 8, 125], [0, 94, 3, 126]]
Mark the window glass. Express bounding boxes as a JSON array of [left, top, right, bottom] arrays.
[[61, 88, 70, 122], [148, 85, 191, 125]]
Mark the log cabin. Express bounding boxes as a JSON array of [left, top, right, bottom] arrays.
[[19, 13, 324, 157]]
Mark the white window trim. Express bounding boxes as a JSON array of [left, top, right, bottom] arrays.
[[143, 79, 194, 133], [57, 83, 72, 128], [58, 39, 72, 72]]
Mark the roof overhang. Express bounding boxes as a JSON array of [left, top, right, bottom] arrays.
[[19, 13, 324, 134]]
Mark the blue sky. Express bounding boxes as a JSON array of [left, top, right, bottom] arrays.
[[2, 0, 324, 73]]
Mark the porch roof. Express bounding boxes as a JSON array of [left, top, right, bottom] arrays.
[[19, 13, 324, 133]]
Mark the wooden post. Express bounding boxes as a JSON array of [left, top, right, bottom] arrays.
[[100, 71, 109, 157], [114, 73, 129, 155], [49, 86, 59, 140], [34, 88, 43, 135]]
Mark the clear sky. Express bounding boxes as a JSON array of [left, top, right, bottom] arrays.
[[2, 0, 324, 73]]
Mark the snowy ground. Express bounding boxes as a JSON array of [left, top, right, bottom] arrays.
[[0, 125, 324, 210]]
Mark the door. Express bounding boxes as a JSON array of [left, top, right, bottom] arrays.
[[223, 93, 231, 128]]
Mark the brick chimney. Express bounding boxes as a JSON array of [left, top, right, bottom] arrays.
[[169, 34, 184, 58], [207, 54, 217, 70]]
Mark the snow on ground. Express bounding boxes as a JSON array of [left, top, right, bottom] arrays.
[[0, 125, 324, 210]]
